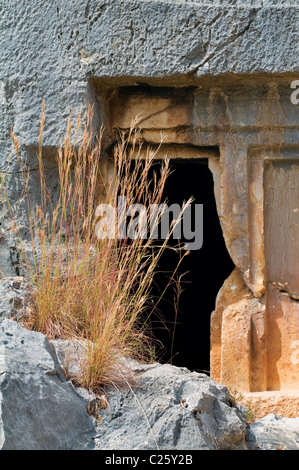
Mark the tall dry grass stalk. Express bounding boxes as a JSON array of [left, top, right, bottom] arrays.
[[1, 104, 190, 393]]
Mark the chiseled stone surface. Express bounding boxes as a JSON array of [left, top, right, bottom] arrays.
[[240, 391, 299, 420], [210, 268, 251, 385], [1, 319, 299, 450], [1, 1, 298, 291], [0, 0, 298, 162]]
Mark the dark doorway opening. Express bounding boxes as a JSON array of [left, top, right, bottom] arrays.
[[147, 159, 234, 374]]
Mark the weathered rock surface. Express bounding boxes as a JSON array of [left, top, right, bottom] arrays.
[[0, 319, 250, 450], [0, 319, 96, 450], [240, 391, 299, 420], [1, 1, 298, 179], [89, 361, 248, 450], [1, 319, 299, 450], [0, 277, 30, 319], [1, 1, 299, 398], [1, 0, 297, 154], [247, 414, 299, 450]]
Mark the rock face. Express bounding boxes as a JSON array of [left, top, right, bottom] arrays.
[[0, 319, 250, 450], [239, 391, 299, 420], [1, 0, 299, 411], [90, 362, 248, 450], [1, 0, 297, 164], [1, 319, 299, 450], [0, 319, 96, 450], [248, 414, 299, 450], [0, 277, 30, 319]]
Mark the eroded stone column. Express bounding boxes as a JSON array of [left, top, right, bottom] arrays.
[[210, 268, 266, 392]]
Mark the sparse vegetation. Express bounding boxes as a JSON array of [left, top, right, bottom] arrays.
[[227, 387, 245, 406], [243, 402, 256, 425], [228, 387, 256, 424], [1, 104, 190, 393]]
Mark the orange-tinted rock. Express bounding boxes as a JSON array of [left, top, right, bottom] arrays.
[[105, 84, 299, 404], [239, 391, 299, 420]]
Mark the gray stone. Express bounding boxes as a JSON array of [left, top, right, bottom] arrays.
[[1, 0, 299, 277], [0, 318, 96, 450], [0, 276, 31, 319], [51, 340, 249, 449], [91, 362, 248, 450], [0, 0, 298, 439], [1, 319, 298, 451], [50, 338, 86, 380], [247, 414, 299, 450]]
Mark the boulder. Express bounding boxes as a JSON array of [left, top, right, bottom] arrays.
[[0, 318, 96, 450], [0, 320, 249, 450], [247, 414, 299, 450], [0, 276, 30, 319]]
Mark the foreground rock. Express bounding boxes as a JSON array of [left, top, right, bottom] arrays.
[[90, 361, 248, 450], [0, 319, 249, 450], [247, 414, 299, 450], [1, 319, 298, 450]]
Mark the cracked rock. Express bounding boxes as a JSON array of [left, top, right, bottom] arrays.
[[0, 319, 96, 450]]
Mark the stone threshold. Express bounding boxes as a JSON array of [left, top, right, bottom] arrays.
[[239, 390, 299, 420]]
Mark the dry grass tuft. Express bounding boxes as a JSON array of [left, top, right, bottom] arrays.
[[1, 104, 190, 393]]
